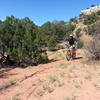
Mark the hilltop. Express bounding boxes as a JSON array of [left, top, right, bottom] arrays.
[[81, 5, 100, 15], [69, 5, 100, 40]]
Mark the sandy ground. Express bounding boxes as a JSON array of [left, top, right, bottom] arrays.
[[0, 49, 100, 100]]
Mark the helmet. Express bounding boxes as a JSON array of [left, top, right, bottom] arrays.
[[69, 34, 73, 37]]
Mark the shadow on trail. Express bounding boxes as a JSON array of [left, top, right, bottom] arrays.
[[48, 59, 59, 63], [0, 67, 17, 79], [73, 57, 83, 60]]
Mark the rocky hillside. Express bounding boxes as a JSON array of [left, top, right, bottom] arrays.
[[70, 5, 100, 37], [81, 5, 100, 15]]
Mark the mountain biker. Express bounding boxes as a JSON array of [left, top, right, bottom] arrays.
[[67, 34, 77, 47], [67, 34, 77, 58]]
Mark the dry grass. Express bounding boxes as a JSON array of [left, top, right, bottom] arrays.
[[94, 82, 100, 89], [42, 83, 54, 93], [84, 72, 92, 80], [80, 34, 92, 47], [32, 79, 41, 86], [48, 75, 58, 83], [59, 63, 70, 69], [11, 93, 20, 100], [60, 72, 65, 77], [0, 79, 16, 91], [57, 80, 65, 87], [63, 95, 77, 100], [35, 88, 45, 97]]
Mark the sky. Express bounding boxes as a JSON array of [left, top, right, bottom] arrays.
[[0, 0, 100, 26]]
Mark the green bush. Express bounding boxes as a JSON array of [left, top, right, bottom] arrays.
[[57, 45, 65, 49], [77, 40, 84, 49], [97, 10, 100, 15], [84, 25, 95, 35], [40, 55, 49, 64], [75, 28, 82, 38], [83, 13, 99, 25], [79, 12, 99, 25], [34, 55, 48, 65], [84, 22, 100, 35], [70, 17, 78, 24], [0, 16, 49, 66], [48, 35, 57, 51]]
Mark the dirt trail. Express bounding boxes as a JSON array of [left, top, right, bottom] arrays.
[[0, 49, 100, 100]]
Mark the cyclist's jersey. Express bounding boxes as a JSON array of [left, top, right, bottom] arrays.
[[68, 38, 76, 46]]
